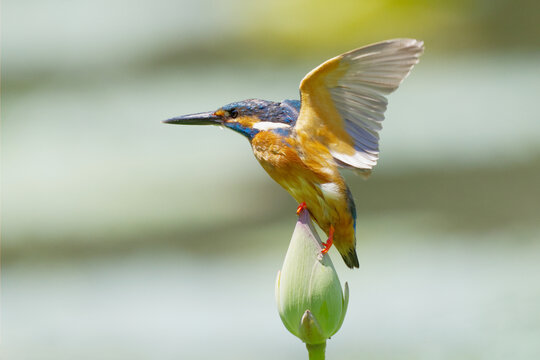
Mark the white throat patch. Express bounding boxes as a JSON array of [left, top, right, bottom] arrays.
[[252, 122, 291, 131]]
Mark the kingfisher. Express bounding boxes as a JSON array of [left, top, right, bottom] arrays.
[[164, 39, 424, 268]]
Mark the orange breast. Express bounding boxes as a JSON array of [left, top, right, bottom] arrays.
[[251, 131, 328, 193], [250, 131, 355, 247]]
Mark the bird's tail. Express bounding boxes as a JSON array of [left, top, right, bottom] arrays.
[[340, 247, 359, 269]]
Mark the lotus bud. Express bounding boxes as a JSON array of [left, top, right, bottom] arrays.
[[275, 208, 349, 356]]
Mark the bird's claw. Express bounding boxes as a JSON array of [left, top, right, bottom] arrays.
[[321, 238, 333, 254], [321, 225, 334, 254], [296, 202, 307, 215]]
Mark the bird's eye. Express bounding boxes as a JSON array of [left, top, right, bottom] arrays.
[[230, 109, 239, 119]]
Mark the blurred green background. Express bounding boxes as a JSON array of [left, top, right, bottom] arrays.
[[2, 0, 540, 359]]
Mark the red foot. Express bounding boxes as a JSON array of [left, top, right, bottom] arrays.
[[321, 225, 334, 254], [296, 202, 307, 215]]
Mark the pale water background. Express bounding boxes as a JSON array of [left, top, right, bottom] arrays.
[[2, 0, 540, 359]]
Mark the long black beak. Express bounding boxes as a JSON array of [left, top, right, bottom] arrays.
[[163, 111, 222, 125]]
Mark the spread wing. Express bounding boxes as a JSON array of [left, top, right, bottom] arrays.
[[295, 39, 424, 171]]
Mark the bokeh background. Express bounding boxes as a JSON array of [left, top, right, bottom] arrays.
[[2, 0, 540, 359]]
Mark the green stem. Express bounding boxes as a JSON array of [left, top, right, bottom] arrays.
[[306, 342, 326, 360]]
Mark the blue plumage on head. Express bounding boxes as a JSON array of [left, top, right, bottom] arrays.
[[222, 99, 300, 125]]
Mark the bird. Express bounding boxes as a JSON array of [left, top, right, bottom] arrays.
[[164, 39, 424, 268]]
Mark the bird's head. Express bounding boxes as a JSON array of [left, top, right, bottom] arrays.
[[164, 99, 299, 140]]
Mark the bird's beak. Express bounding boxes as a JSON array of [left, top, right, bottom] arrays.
[[163, 111, 222, 125]]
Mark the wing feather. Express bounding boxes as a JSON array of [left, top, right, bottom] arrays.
[[295, 38, 424, 171]]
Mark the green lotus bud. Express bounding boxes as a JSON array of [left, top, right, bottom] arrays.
[[275, 208, 349, 350]]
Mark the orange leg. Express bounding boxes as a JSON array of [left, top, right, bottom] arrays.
[[321, 225, 334, 254], [296, 202, 307, 215]]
